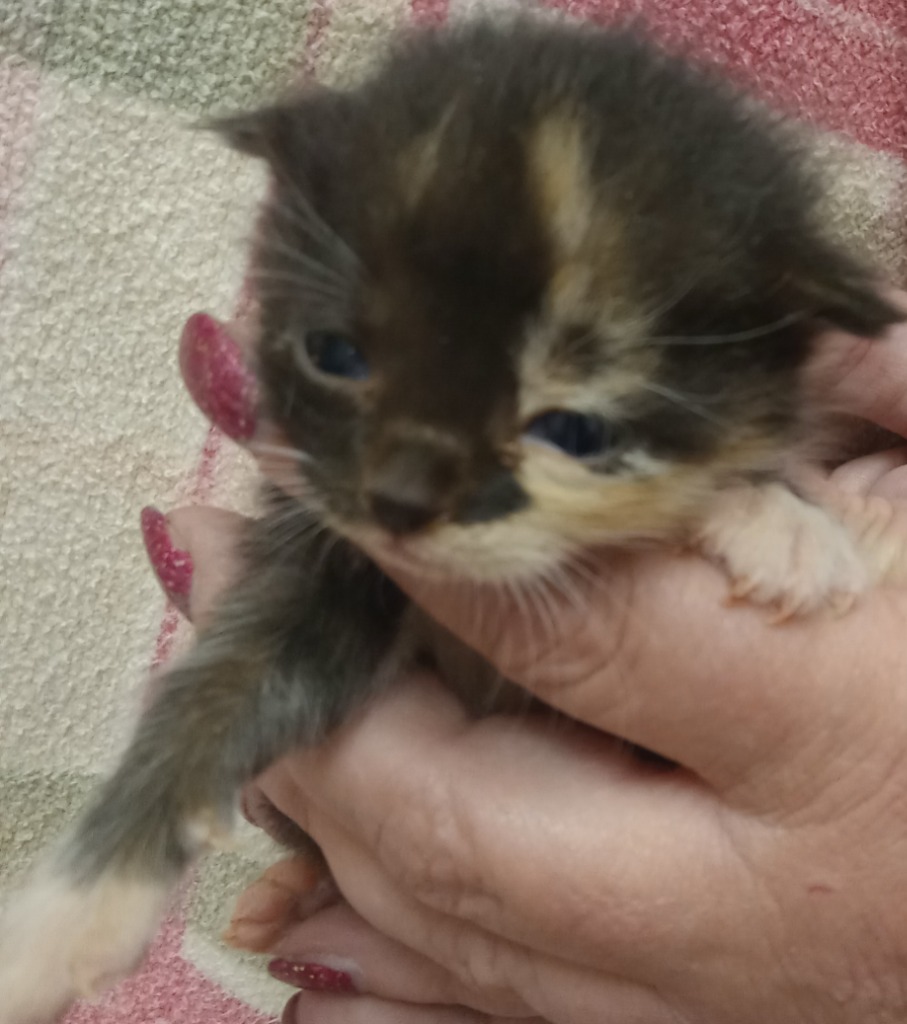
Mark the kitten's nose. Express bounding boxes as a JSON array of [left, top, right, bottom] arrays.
[[364, 438, 461, 536]]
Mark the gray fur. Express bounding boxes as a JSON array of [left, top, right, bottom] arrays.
[[65, 492, 406, 882]]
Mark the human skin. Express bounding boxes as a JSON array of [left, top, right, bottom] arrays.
[[147, 302, 907, 1024]]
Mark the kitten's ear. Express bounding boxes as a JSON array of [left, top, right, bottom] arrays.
[[203, 89, 347, 184], [787, 246, 904, 338], [204, 104, 301, 168]]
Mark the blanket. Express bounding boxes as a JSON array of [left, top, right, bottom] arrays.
[[0, 0, 904, 1020]]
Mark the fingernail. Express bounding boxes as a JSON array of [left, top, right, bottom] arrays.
[[180, 312, 258, 441], [268, 959, 356, 994], [140, 506, 193, 617]]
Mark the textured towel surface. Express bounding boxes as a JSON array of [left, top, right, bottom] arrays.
[[0, 0, 904, 1020]]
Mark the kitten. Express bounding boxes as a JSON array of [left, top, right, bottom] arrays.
[[0, 15, 902, 1022]]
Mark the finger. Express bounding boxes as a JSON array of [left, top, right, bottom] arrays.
[[807, 294, 907, 434], [870, 465, 907, 501], [257, 673, 760, 980], [267, 902, 528, 1014], [377, 548, 907, 791], [281, 991, 545, 1024], [260, 799, 690, 1024], [268, 876, 678, 1024], [829, 447, 907, 495]]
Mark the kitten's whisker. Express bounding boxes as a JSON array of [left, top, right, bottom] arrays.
[[263, 512, 332, 568], [644, 272, 704, 322], [272, 184, 360, 269], [311, 527, 346, 580], [249, 267, 348, 296], [253, 265, 348, 303], [499, 579, 538, 677], [251, 254, 346, 290], [503, 577, 548, 663], [523, 583, 550, 646], [249, 441, 315, 465], [260, 509, 327, 552], [564, 552, 601, 592], [507, 578, 538, 653], [252, 283, 348, 307], [618, 268, 713, 337], [639, 381, 727, 425], [648, 310, 809, 346], [536, 574, 586, 631], [518, 575, 558, 649], [545, 562, 588, 619], [271, 197, 341, 252], [548, 268, 713, 356], [258, 237, 352, 288]]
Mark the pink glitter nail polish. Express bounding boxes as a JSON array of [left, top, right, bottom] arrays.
[[140, 506, 193, 616], [180, 312, 258, 441], [268, 959, 356, 994]]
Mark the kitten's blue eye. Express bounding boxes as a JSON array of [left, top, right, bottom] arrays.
[[524, 410, 615, 459], [305, 330, 369, 380]]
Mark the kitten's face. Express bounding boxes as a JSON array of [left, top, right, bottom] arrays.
[[222, 20, 900, 582]]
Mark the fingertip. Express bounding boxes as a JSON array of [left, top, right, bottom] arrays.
[[281, 992, 302, 1024]]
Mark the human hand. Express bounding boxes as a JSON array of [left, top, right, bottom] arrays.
[[144, 304, 907, 1024]]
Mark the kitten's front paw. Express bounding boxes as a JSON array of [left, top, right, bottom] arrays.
[[696, 482, 868, 620], [0, 864, 170, 1024]]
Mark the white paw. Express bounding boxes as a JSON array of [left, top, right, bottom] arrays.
[[0, 864, 171, 1024], [697, 482, 869, 619]]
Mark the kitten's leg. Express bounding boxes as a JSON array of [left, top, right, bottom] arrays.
[[0, 511, 406, 1024], [696, 480, 869, 618]]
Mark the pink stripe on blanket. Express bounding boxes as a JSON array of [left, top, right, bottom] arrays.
[[545, 0, 907, 158], [820, 0, 907, 41], [65, 915, 274, 1024], [411, 0, 450, 24], [300, 0, 335, 81]]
